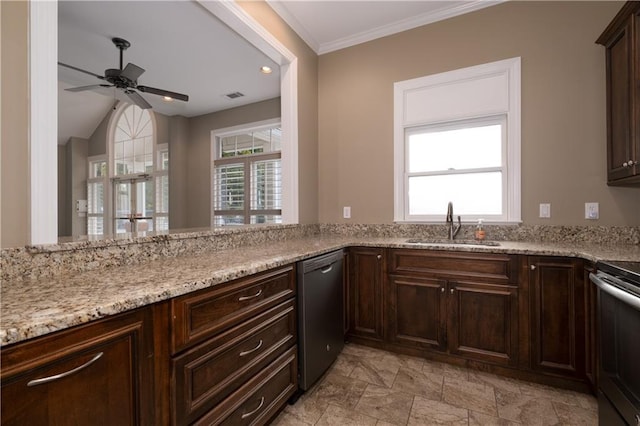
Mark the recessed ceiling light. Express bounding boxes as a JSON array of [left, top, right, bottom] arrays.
[[163, 96, 173, 102], [260, 66, 272, 74]]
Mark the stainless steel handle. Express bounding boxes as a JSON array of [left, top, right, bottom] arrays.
[[320, 265, 333, 274], [238, 289, 262, 301], [27, 352, 104, 387], [239, 339, 263, 357], [530, 265, 536, 270], [377, 254, 382, 260], [590, 272, 640, 310], [241, 396, 265, 419]]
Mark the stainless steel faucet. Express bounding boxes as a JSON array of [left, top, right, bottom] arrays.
[[446, 202, 462, 240]]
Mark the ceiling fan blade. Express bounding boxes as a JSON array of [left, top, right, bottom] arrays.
[[137, 85, 189, 102], [124, 90, 152, 109], [58, 62, 104, 79], [120, 63, 145, 82], [65, 84, 113, 92]]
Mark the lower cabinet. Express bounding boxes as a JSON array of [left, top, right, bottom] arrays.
[[529, 256, 586, 381], [348, 247, 385, 342], [348, 248, 592, 391], [1, 307, 157, 425], [170, 265, 298, 425], [386, 250, 520, 366]]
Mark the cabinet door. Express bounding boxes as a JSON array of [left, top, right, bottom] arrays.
[[599, 2, 640, 184], [387, 275, 446, 351], [348, 247, 384, 341], [529, 257, 585, 379], [1, 308, 155, 426], [448, 281, 519, 366]]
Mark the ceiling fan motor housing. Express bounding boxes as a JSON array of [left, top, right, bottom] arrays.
[[105, 68, 135, 88]]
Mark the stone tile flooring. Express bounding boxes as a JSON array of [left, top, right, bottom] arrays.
[[272, 343, 598, 425]]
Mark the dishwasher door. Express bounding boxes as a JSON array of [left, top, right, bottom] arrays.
[[297, 249, 344, 391]]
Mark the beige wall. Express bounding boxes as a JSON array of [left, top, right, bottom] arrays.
[[1, 1, 29, 247], [318, 1, 640, 226], [239, 0, 320, 224]]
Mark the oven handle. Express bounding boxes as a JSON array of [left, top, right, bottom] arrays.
[[590, 272, 640, 310]]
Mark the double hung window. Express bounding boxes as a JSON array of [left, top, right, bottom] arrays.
[[212, 124, 282, 225], [394, 57, 521, 223]]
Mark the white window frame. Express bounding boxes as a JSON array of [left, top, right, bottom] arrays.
[[211, 118, 282, 226], [394, 57, 521, 223]]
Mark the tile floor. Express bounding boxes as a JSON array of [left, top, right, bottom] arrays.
[[272, 343, 598, 425]]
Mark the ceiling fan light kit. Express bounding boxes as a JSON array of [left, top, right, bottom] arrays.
[[59, 37, 189, 109]]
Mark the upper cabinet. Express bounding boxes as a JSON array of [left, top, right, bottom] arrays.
[[597, 1, 640, 186]]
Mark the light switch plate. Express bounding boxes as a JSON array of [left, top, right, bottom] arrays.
[[539, 203, 551, 218], [585, 202, 599, 220], [343, 206, 351, 219]]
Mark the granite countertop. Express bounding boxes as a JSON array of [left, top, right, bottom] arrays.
[[2, 236, 639, 347]]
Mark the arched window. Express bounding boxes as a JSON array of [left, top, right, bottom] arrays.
[[87, 103, 168, 236]]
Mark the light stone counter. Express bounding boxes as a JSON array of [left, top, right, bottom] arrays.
[[2, 234, 640, 347]]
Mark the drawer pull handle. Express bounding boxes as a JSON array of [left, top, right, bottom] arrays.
[[241, 396, 265, 419], [27, 352, 104, 387], [238, 289, 262, 301], [239, 339, 263, 357]]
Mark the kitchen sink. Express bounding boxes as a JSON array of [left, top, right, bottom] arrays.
[[405, 238, 501, 247]]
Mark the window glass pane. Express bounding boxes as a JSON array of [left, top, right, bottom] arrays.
[[114, 182, 131, 218], [156, 216, 169, 231], [160, 151, 169, 170], [114, 141, 124, 161], [213, 164, 245, 210], [156, 175, 169, 214], [251, 159, 282, 210], [144, 137, 153, 156], [87, 217, 103, 235], [250, 215, 282, 224], [408, 123, 502, 173], [408, 172, 502, 215], [213, 215, 245, 226], [139, 180, 154, 217], [90, 161, 107, 178], [87, 182, 104, 213], [219, 127, 281, 158]]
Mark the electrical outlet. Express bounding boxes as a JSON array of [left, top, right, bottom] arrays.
[[585, 202, 599, 220], [539, 203, 551, 218], [343, 206, 351, 219]]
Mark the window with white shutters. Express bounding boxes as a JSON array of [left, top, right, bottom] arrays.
[[213, 125, 282, 226]]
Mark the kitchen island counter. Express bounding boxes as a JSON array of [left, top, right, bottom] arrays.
[[2, 234, 639, 346]]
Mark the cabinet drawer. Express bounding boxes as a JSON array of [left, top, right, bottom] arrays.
[[194, 347, 297, 426], [389, 250, 518, 284], [172, 265, 295, 353], [172, 299, 296, 425]]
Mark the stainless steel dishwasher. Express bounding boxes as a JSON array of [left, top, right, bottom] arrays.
[[297, 249, 344, 391]]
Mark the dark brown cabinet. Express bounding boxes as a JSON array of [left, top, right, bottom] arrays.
[[1, 307, 157, 426], [529, 257, 586, 381], [170, 265, 297, 425], [386, 250, 520, 367], [348, 247, 385, 342], [597, 1, 640, 185]]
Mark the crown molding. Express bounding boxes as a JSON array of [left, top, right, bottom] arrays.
[[268, 1, 505, 55]]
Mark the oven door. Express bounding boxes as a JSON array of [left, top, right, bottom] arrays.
[[591, 271, 640, 426]]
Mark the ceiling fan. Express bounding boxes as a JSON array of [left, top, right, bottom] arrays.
[[59, 37, 189, 109]]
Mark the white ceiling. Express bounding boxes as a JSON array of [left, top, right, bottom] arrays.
[[267, 0, 502, 55], [58, 0, 500, 145], [58, 1, 280, 145]]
